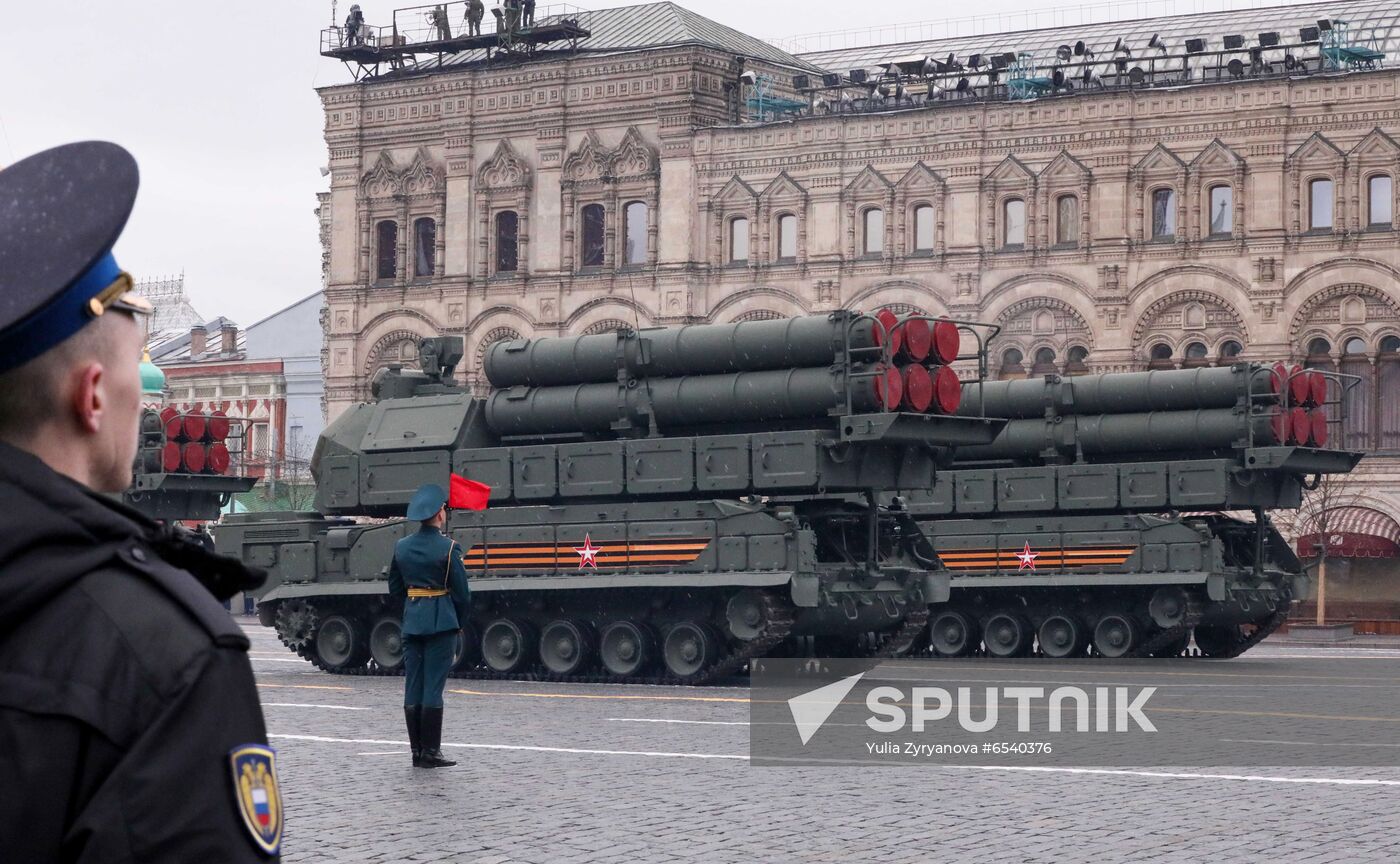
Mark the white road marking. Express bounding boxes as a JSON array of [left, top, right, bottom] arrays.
[[262, 702, 371, 711], [269, 733, 1400, 785], [270, 733, 746, 761], [251, 657, 315, 664], [608, 718, 752, 726]]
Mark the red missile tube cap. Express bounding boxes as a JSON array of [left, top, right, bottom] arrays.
[[162, 441, 182, 473], [872, 364, 904, 410], [932, 365, 962, 414], [897, 316, 932, 362], [161, 406, 181, 440], [1307, 371, 1327, 407], [1309, 409, 1329, 447], [181, 441, 206, 473], [931, 320, 960, 365], [207, 410, 231, 442], [871, 308, 904, 358], [182, 412, 207, 443], [901, 363, 933, 412], [1287, 363, 1309, 405], [206, 441, 231, 474], [1287, 407, 1310, 444]]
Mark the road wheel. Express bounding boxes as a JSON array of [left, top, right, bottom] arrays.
[[662, 621, 720, 681], [369, 616, 405, 673], [314, 614, 368, 671], [929, 610, 977, 657], [983, 611, 1032, 658], [1037, 614, 1085, 659], [599, 621, 655, 677], [1093, 614, 1139, 658], [482, 617, 535, 674], [539, 619, 595, 676], [452, 622, 481, 672]]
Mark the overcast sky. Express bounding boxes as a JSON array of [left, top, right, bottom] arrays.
[[3, 0, 1271, 327]]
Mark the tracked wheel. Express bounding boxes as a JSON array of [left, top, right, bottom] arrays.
[[662, 621, 721, 681], [540, 619, 595, 676], [453, 622, 481, 672], [275, 599, 317, 651], [1093, 614, 1139, 658], [929, 610, 977, 657], [369, 616, 405, 673], [1037, 614, 1085, 659], [983, 611, 1032, 658], [725, 590, 771, 642], [600, 621, 655, 677], [1193, 625, 1242, 658], [482, 618, 535, 674], [314, 614, 367, 671], [1149, 631, 1192, 658]]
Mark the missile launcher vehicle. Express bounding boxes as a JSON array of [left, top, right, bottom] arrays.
[[216, 312, 1003, 683], [122, 406, 256, 521], [913, 363, 1362, 659]]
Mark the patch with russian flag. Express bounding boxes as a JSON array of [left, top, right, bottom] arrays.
[[229, 744, 282, 855]]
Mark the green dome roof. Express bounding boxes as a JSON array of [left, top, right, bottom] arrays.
[[140, 349, 165, 395]]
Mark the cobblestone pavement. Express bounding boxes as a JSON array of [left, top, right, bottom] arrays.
[[244, 621, 1400, 863]]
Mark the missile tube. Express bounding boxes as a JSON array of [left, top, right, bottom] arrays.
[[952, 408, 1286, 461], [956, 365, 1280, 420]]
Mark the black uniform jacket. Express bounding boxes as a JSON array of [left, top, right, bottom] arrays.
[[0, 442, 279, 862]]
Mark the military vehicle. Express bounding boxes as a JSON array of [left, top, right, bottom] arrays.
[[216, 312, 1004, 683], [123, 406, 257, 521], [912, 363, 1361, 659]]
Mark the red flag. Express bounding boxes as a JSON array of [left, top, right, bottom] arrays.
[[449, 473, 491, 510]]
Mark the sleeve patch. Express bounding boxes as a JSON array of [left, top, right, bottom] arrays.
[[229, 744, 283, 856]]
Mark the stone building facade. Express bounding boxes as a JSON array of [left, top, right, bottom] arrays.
[[317, 2, 1400, 538]]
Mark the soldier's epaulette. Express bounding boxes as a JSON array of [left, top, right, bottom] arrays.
[[116, 544, 251, 649]]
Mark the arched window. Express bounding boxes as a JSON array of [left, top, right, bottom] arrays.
[[580, 203, 605, 268], [413, 217, 435, 278], [375, 220, 397, 281], [1344, 337, 1368, 355], [912, 205, 935, 252], [1031, 347, 1057, 375], [1340, 338, 1371, 449], [1065, 345, 1090, 375], [1148, 343, 1174, 368], [862, 208, 884, 256], [1183, 341, 1209, 367], [776, 214, 797, 261], [1382, 335, 1400, 354], [1002, 198, 1025, 247], [624, 201, 647, 266], [1382, 336, 1400, 450], [1055, 195, 1078, 246], [1307, 337, 1332, 358], [1369, 175, 1393, 227], [999, 347, 1025, 380], [1219, 340, 1243, 359], [1309, 178, 1334, 230], [495, 211, 519, 273], [729, 217, 749, 263], [1208, 185, 1233, 236], [1151, 188, 1176, 239]]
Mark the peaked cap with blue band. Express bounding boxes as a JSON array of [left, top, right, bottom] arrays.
[[0, 141, 143, 374], [407, 483, 448, 521]]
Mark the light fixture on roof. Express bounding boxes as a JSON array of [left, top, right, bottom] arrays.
[[967, 53, 984, 69], [1223, 34, 1245, 50], [956, 77, 971, 92], [793, 74, 810, 90], [1227, 58, 1245, 78], [1128, 66, 1146, 85], [1113, 38, 1130, 57], [989, 53, 1010, 71], [1056, 44, 1072, 62], [1185, 38, 1206, 53], [945, 52, 962, 72], [1147, 34, 1166, 53], [1299, 25, 1320, 42], [739, 70, 757, 86], [1258, 31, 1280, 47], [1317, 19, 1333, 32], [848, 68, 867, 83], [1074, 40, 1096, 59], [821, 72, 841, 87]]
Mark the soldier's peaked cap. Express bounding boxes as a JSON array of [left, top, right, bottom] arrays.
[[0, 141, 145, 374], [407, 483, 448, 521]]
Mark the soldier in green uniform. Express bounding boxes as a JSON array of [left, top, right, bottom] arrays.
[[388, 483, 471, 768]]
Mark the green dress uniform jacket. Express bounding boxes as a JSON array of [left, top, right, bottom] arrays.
[[387, 526, 471, 635]]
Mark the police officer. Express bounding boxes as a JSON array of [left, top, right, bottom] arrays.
[[0, 142, 282, 860], [465, 0, 485, 37], [389, 483, 471, 768], [345, 3, 365, 45]]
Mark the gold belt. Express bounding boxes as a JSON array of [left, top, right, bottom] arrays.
[[407, 588, 448, 598]]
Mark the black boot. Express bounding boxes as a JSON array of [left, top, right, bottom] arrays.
[[418, 706, 457, 768], [405, 706, 426, 767]]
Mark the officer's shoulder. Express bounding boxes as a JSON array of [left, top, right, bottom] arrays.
[[81, 544, 250, 657]]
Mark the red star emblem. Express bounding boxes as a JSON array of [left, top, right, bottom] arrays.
[[574, 533, 601, 569], [1015, 542, 1038, 571]]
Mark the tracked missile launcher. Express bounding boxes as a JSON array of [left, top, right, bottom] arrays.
[[912, 363, 1362, 660], [216, 312, 1003, 683], [122, 407, 256, 521]]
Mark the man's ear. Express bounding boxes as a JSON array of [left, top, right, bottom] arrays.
[[71, 361, 105, 434]]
